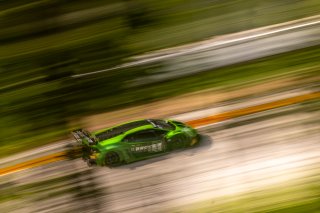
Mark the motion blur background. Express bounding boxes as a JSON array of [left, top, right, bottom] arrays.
[[1, 0, 320, 212]]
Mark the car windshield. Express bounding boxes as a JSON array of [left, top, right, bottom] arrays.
[[149, 119, 175, 130]]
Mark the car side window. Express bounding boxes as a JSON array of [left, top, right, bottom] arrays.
[[123, 134, 134, 142], [123, 130, 156, 143], [149, 129, 167, 140]]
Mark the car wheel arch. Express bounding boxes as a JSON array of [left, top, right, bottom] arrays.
[[103, 149, 125, 166]]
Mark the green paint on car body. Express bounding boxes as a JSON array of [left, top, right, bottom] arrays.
[[72, 119, 199, 167]]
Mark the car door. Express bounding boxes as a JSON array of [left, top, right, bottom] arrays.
[[123, 129, 166, 159]]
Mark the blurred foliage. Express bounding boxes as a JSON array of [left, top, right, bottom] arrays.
[[1, 0, 320, 155]]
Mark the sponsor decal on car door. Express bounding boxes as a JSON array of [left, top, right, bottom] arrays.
[[125, 130, 165, 158]]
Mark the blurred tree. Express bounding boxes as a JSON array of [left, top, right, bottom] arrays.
[[124, 0, 155, 29]]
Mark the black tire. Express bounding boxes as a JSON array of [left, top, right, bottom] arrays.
[[167, 134, 187, 151], [105, 151, 121, 167]]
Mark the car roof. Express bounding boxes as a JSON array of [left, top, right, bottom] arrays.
[[94, 119, 154, 142]]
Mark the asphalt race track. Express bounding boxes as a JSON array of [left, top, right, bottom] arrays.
[[2, 101, 319, 213]]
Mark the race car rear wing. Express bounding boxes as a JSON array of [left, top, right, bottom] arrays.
[[72, 129, 97, 145]]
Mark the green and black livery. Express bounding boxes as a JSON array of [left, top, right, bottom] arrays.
[[71, 119, 199, 167]]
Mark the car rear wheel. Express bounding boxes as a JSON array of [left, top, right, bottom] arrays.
[[105, 151, 121, 167]]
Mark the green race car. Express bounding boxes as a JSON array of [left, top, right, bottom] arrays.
[[71, 119, 199, 167]]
